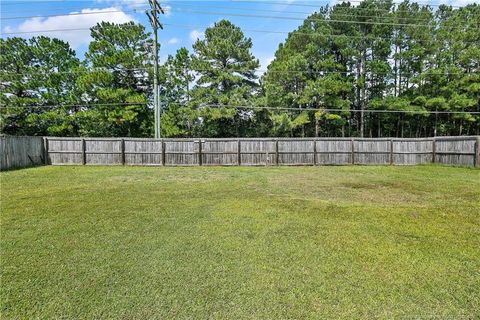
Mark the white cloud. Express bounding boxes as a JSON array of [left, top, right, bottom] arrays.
[[189, 29, 204, 42], [95, 0, 146, 9], [259, 56, 275, 69], [163, 5, 172, 17], [168, 37, 179, 44], [4, 7, 135, 49], [95, 0, 171, 16]]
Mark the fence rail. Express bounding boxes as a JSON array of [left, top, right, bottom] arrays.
[[42, 136, 480, 167]]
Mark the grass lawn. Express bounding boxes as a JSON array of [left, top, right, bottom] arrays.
[[1, 165, 479, 319]]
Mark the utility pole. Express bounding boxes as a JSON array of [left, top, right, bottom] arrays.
[[146, 0, 164, 138]]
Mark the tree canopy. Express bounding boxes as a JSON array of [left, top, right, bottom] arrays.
[[1, 1, 479, 137]]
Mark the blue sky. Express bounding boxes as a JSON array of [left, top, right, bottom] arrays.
[[1, 0, 479, 70]]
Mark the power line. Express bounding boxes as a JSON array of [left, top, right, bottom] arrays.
[[2, 103, 478, 115], [162, 22, 477, 45], [200, 105, 480, 115], [232, 0, 473, 11], [2, 67, 478, 77], [0, 3, 438, 24], [0, 0, 75, 5], [2, 0, 476, 17], [2, 0, 472, 9], [1, 67, 150, 76], [0, 8, 145, 20], [335, 0, 474, 9], [169, 8, 444, 28], [0, 23, 142, 35], [0, 23, 461, 46], [0, 102, 149, 109], [1, 5, 476, 30]]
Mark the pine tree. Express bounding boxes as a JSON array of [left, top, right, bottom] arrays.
[[76, 22, 154, 137], [160, 47, 195, 137], [190, 20, 259, 137], [0, 37, 79, 135]]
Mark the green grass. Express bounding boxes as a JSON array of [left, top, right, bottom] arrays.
[[1, 165, 479, 319]]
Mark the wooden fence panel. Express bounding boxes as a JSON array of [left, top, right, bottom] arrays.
[[36, 136, 480, 167], [202, 140, 238, 166], [0, 136, 44, 170], [435, 138, 476, 166], [316, 139, 352, 165], [393, 139, 433, 165], [124, 139, 162, 166], [354, 140, 390, 165], [278, 140, 314, 165], [47, 138, 83, 165], [86, 139, 122, 165], [164, 140, 198, 166], [240, 140, 276, 165]]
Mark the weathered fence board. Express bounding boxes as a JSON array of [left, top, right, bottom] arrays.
[[354, 139, 391, 165], [47, 138, 83, 165], [435, 137, 477, 166], [0, 136, 44, 170], [392, 139, 433, 165], [202, 140, 238, 166], [240, 140, 276, 166], [124, 139, 163, 166], [278, 140, 315, 165], [165, 140, 198, 166], [316, 139, 352, 165], [4, 136, 476, 168]]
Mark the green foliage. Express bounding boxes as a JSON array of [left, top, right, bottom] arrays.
[[1, 4, 479, 138], [189, 20, 260, 137], [76, 22, 153, 137], [261, 1, 480, 137], [0, 37, 79, 135], [159, 47, 195, 137]]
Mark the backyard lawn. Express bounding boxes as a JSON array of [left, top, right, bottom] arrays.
[[1, 165, 479, 319]]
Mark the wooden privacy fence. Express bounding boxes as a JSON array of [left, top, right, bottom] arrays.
[[0, 136, 45, 170], [44, 136, 480, 167]]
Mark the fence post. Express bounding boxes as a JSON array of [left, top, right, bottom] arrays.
[[351, 138, 355, 165], [313, 139, 317, 166], [390, 139, 394, 165], [43, 137, 49, 165], [81, 138, 86, 165], [432, 138, 436, 164], [475, 136, 480, 168], [237, 139, 241, 166], [198, 140, 203, 166], [275, 139, 279, 166], [161, 140, 166, 166], [121, 139, 125, 165]]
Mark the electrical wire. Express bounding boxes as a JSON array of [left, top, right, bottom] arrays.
[[1, 5, 477, 31], [201, 104, 480, 114], [4, 22, 473, 47], [0, 2, 441, 24], [2, 66, 479, 76], [1, 103, 479, 115], [0, 102, 148, 109], [232, 0, 472, 10]]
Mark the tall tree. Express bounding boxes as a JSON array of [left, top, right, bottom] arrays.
[[75, 22, 154, 137], [190, 20, 259, 137], [0, 37, 79, 135], [159, 47, 195, 137], [261, 0, 480, 137]]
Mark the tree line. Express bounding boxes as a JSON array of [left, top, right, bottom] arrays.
[[1, 0, 479, 138]]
